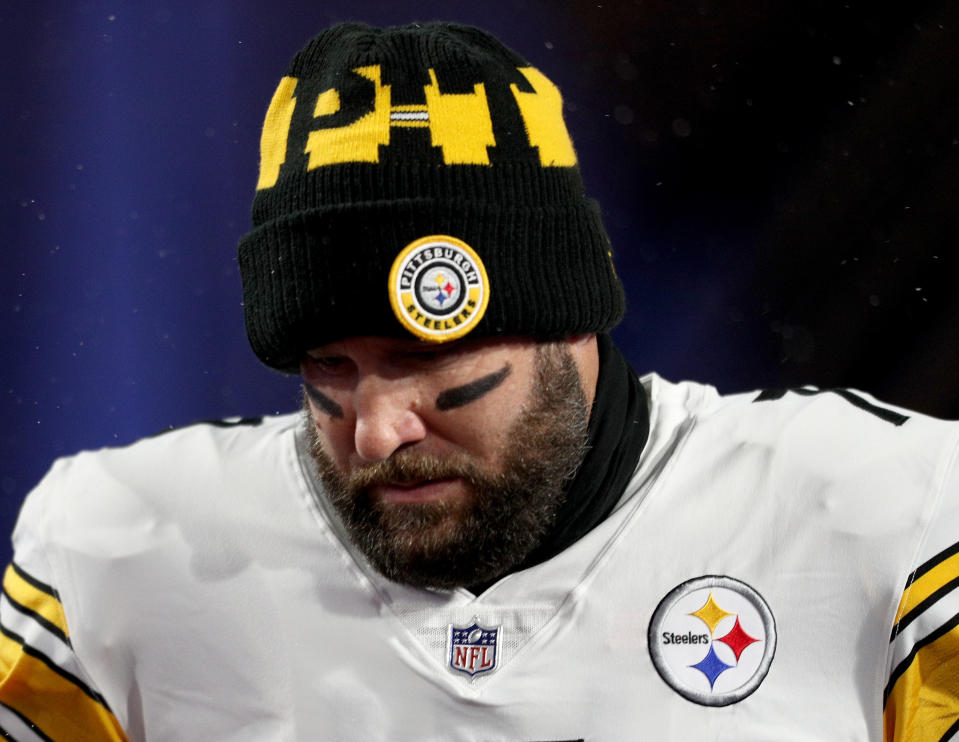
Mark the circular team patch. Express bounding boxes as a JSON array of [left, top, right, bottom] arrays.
[[388, 235, 490, 342], [648, 575, 776, 706]]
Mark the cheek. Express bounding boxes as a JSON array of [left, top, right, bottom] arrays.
[[435, 405, 519, 465], [442, 371, 532, 446], [307, 406, 355, 464]]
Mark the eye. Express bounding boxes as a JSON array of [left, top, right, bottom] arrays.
[[304, 354, 350, 374]]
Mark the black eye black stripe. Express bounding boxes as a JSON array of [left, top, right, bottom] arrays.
[[304, 384, 344, 419], [304, 363, 512, 417], [436, 364, 511, 411]]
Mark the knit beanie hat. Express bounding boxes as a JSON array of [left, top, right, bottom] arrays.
[[239, 22, 625, 371]]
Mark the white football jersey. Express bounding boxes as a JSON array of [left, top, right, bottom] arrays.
[[2, 375, 958, 741]]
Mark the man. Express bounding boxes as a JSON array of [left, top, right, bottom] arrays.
[[0, 21, 956, 741]]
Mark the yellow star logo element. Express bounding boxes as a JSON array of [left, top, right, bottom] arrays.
[[689, 591, 734, 635]]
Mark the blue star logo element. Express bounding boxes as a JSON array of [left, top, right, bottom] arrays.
[[690, 645, 734, 689], [433, 287, 448, 305]]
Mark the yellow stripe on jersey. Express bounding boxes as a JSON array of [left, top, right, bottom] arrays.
[[884, 620, 959, 741], [894, 550, 959, 630], [0, 628, 128, 742], [3, 564, 69, 640]]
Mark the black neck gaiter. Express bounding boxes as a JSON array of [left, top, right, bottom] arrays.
[[471, 335, 650, 592]]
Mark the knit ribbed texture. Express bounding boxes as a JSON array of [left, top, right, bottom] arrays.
[[239, 22, 625, 371]]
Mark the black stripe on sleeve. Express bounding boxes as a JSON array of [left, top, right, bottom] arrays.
[[200, 416, 264, 428], [884, 609, 959, 705], [0, 723, 14, 741], [939, 721, 959, 742], [753, 387, 909, 425], [891, 574, 959, 642], [939, 716, 959, 742], [8, 565, 59, 603], [0, 702, 53, 742], [0, 587, 70, 647], [903, 540, 959, 590], [830, 388, 909, 426], [0, 623, 111, 712]]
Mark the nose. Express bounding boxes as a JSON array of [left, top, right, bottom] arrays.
[[352, 376, 428, 462]]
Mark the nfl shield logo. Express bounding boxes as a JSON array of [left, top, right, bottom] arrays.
[[448, 620, 499, 677]]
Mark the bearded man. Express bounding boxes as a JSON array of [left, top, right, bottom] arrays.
[[1, 22, 957, 742]]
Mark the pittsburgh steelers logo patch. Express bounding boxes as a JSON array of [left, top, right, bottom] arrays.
[[648, 576, 776, 706], [388, 235, 490, 342]]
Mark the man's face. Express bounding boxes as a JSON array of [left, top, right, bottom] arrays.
[[301, 335, 595, 589]]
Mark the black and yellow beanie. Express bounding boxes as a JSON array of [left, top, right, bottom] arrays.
[[238, 22, 625, 371]]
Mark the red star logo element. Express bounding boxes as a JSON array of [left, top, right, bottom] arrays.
[[715, 617, 760, 662]]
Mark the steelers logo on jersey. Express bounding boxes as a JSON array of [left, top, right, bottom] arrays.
[[388, 235, 490, 342], [648, 575, 776, 706]]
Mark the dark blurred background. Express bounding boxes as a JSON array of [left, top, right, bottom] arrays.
[[2, 1, 957, 561]]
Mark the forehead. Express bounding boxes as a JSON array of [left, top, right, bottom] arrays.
[[309, 335, 537, 358]]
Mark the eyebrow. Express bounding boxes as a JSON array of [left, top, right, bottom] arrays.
[[304, 384, 344, 419], [436, 364, 512, 411]]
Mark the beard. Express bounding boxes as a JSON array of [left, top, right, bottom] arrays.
[[304, 341, 590, 590]]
